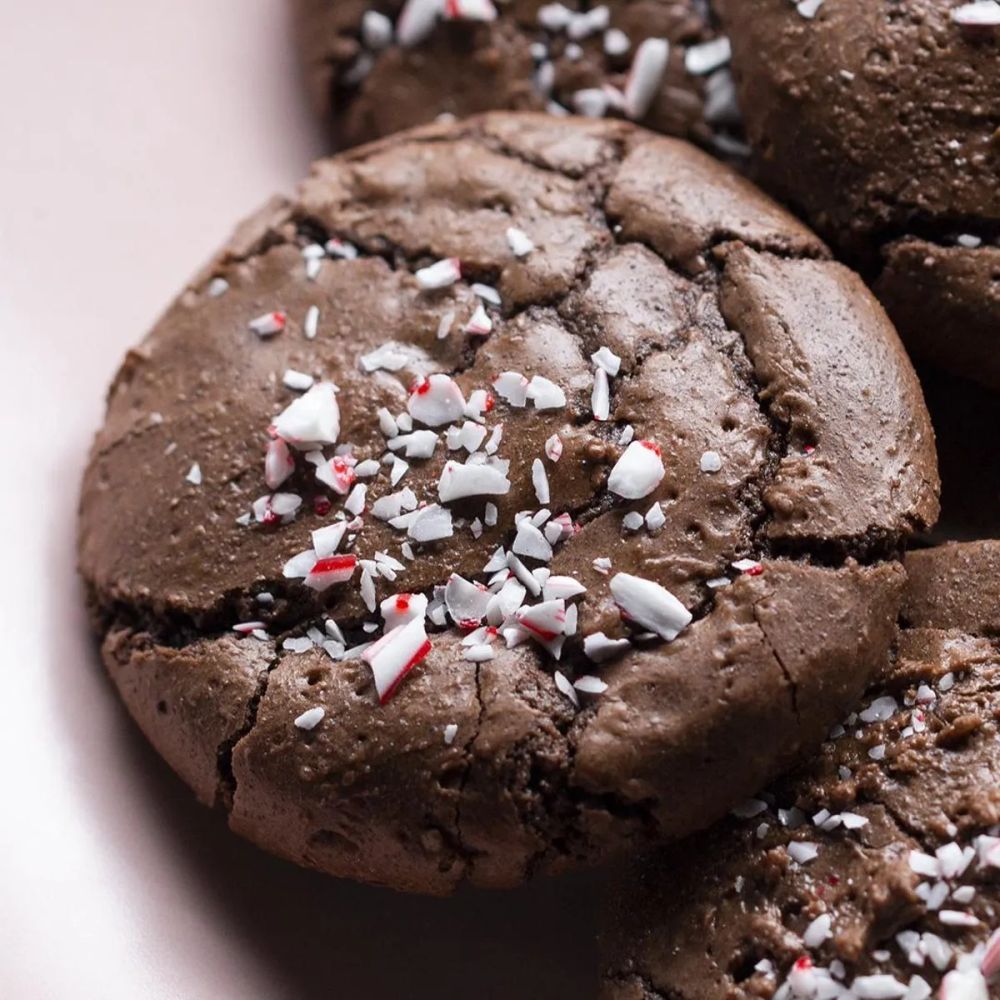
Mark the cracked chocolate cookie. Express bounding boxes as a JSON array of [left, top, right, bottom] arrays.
[[601, 541, 1000, 1000], [291, 0, 745, 156], [78, 113, 939, 894], [718, 0, 1000, 390]]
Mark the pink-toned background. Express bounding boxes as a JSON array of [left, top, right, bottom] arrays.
[[0, 4, 600, 997]]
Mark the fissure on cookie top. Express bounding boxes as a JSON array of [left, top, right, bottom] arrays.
[[601, 542, 1000, 1000], [80, 114, 938, 892], [293, 0, 747, 155]]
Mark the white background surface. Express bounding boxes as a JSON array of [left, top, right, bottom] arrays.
[[0, 4, 601, 997]]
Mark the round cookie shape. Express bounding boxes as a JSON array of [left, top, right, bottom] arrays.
[[291, 0, 745, 155], [718, 0, 1000, 389], [79, 114, 938, 894], [601, 541, 1000, 1000]]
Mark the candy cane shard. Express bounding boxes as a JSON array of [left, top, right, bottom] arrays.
[[608, 440, 665, 499], [304, 553, 359, 592], [444, 573, 491, 626], [408, 373, 466, 426], [264, 437, 295, 489], [609, 573, 691, 640], [438, 460, 511, 502], [414, 256, 461, 289], [272, 381, 340, 448], [380, 592, 429, 630], [396, 0, 444, 47], [624, 38, 669, 120], [362, 616, 433, 704]]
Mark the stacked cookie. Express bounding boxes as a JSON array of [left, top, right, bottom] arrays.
[[77, 2, 1000, 997]]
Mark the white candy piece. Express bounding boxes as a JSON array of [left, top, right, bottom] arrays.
[[464, 301, 492, 337], [574, 674, 608, 695], [361, 9, 393, 48], [272, 381, 341, 448], [591, 346, 622, 376], [516, 599, 567, 641], [444, 0, 497, 21], [796, 0, 824, 17], [311, 521, 348, 559], [604, 27, 630, 56], [610, 573, 691, 640], [360, 342, 412, 373], [506, 226, 535, 258], [545, 435, 563, 461], [493, 371, 530, 407], [513, 520, 554, 562], [608, 441, 665, 499], [526, 375, 566, 409], [938, 970, 988, 1000], [543, 576, 587, 601], [248, 311, 286, 337], [699, 450, 722, 473], [185, 462, 202, 486], [591, 367, 611, 420], [787, 841, 819, 864], [396, 0, 442, 47], [408, 373, 466, 427], [443, 722, 459, 744], [445, 573, 492, 626], [294, 707, 325, 731], [362, 616, 432, 704], [414, 256, 461, 289], [554, 670, 579, 707], [304, 553, 358, 592], [380, 592, 429, 631], [532, 458, 551, 505], [387, 430, 439, 458], [624, 38, 669, 120], [803, 913, 833, 948], [408, 503, 454, 542], [344, 483, 367, 515], [952, 1, 1000, 26], [684, 36, 731, 75], [537, 2, 573, 31], [283, 368, 314, 391], [438, 460, 511, 502]]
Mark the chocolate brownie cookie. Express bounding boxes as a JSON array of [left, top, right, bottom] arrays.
[[602, 541, 1000, 1000], [718, 0, 1000, 389], [291, 0, 746, 155], [78, 113, 939, 894]]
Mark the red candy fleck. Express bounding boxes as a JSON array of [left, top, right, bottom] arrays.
[[639, 439, 662, 456], [745, 564, 764, 577], [395, 595, 411, 611], [793, 957, 812, 972], [410, 377, 431, 396], [484, 392, 495, 413], [313, 496, 332, 516]]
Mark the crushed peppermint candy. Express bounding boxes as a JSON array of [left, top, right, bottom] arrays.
[[506, 226, 535, 257], [443, 722, 459, 745], [408, 373, 466, 426], [608, 440, 665, 499], [248, 311, 286, 337], [272, 382, 340, 447], [591, 367, 611, 421], [610, 572, 691, 640], [414, 256, 461, 290], [699, 450, 722, 473], [185, 462, 202, 486], [591, 346, 621, 376], [362, 616, 432, 704], [294, 707, 325, 730], [624, 38, 669, 120]]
